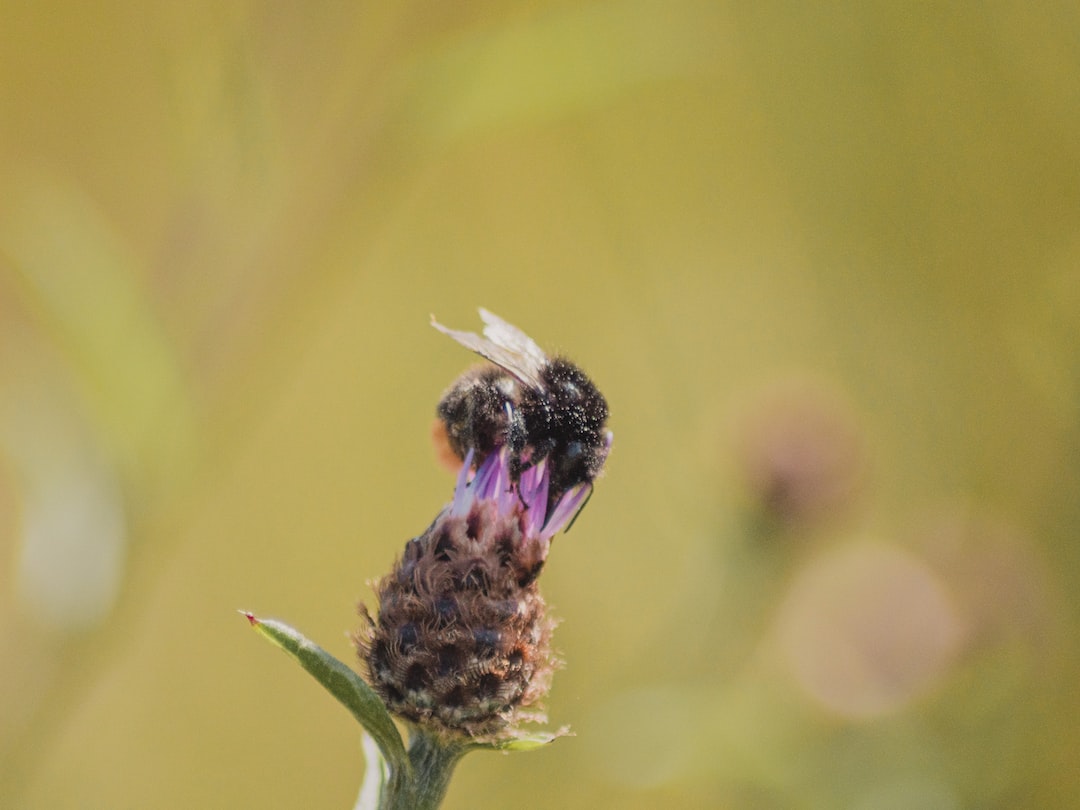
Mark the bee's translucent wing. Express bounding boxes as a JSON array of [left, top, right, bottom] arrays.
[[431, 310, 546, 389], [478, 308, 548, 370]]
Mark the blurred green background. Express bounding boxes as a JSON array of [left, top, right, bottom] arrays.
[[2, 2, 1078, 808]]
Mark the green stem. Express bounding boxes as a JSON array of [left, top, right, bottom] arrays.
[[375, 728, 464, 810]]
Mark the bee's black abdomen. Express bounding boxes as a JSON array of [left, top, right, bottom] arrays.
[[525, 358, 609, 510]]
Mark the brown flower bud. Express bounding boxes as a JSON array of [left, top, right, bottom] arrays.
[[356, 448, 594, 741]]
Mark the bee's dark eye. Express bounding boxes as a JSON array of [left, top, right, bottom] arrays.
[[564, 441, 583, 461]]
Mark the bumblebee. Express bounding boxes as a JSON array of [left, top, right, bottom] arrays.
[[432, 309, 611, 515]]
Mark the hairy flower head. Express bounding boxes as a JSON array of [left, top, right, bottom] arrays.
[[357, 447, 595, 741]]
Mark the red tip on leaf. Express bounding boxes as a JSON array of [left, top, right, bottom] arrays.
[[239, 610, 259, 626]]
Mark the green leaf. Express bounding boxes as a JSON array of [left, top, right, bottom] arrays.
[[469, 727, 571, 752], [241, 612, 408, 773]]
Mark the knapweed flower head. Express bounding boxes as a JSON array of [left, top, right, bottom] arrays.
[[357, 447, 595, 742]]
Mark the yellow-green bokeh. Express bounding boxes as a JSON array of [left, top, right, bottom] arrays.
[[1, 3, 1077, 808]]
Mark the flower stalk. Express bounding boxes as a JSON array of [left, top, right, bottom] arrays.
[[243, 310, 610, 808]]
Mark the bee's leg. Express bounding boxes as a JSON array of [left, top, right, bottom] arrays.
[[504, 402, 528, 472]]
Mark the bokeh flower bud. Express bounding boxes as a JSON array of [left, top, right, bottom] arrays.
[[736, 380, 865, 529]]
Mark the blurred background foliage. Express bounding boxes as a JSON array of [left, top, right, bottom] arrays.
[[1, 2, 1078, 808]]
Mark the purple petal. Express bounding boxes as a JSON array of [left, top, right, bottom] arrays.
[[518, 458, 544, 506], [471, 452, 498, 501], [541, 482, 593, 540], [494, 449, 514, 516], [598, 431, 613, 467], [520, 461, 550, 537], [475, 446, 511, 502], [450, 448, 476, 515]]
